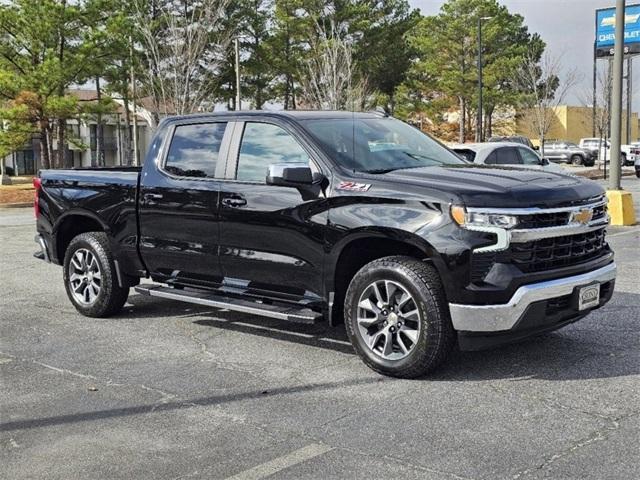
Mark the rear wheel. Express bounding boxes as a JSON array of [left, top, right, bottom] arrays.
[[63, 232, 129, 317], [621, 153, 627, 166], [344, 256, 454, 378], [571, 154, 583, 166]]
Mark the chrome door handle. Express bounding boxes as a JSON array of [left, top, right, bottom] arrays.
[[222, 196, 247, 208]]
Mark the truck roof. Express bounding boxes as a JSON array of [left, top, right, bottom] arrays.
[[162, 110, 386, 124]]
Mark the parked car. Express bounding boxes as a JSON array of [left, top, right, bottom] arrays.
[[33, 111, 616, 378], [450, 142, 565, 173], [543, 140, 596, 166], [578, 138, 633, 166], [635, 154, 640, 178], [487, 135, 536, 150]]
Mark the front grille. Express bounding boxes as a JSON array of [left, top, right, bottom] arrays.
[[512, 228, 607, 273], [471, 228, 609, 282], [518, 212, 570, 229]]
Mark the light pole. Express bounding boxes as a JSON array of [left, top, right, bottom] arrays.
[[477, 16, 492, 142]]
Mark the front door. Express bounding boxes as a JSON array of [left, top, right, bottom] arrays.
[[138, 121, 230, 287], [218, 120, 327, 301]]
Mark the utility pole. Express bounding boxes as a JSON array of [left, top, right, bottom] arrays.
[[235, 38, 241, 111], [592, 42, 597, 137], [626, 56, 632, 143], [610, 0, 625, 190], [476, 16, 492, 142], [130, 35, 139, 167]]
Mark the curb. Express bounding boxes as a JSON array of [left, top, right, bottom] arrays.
[[0, 202, 32, 209]]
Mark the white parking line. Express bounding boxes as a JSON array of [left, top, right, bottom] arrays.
[[224, 443, 333, 480]]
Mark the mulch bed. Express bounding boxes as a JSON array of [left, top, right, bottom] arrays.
[[0, 187, 35, 205]]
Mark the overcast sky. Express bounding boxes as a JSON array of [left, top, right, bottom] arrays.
[[408, 0, 632, 107]]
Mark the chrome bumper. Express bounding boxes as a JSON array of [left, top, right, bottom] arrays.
[[449, 263, 616, 332]]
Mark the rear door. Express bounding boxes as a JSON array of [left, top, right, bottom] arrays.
[[217, 119, 328, 301], [138, 120, 231, 287]]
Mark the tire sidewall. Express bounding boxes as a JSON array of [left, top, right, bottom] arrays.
[[571, 155, 583, 166], [63, 234, 115, 316], [345, 261, 439, 374]]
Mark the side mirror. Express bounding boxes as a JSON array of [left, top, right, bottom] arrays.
[[533, 145, 540, 151], [266, 163, 314, 187], [540, 157, 550, 166]]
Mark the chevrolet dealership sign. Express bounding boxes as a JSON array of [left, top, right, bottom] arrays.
[[596, 4, 640, 57]]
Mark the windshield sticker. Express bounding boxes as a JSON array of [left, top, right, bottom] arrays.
[[337, 181, 372, 192]]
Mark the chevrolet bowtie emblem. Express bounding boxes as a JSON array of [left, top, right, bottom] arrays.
[[571, 208, 593, 225]]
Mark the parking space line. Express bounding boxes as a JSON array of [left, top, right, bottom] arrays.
[[224, 443, 333, 480]]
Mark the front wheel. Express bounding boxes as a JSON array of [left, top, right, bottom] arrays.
[[344, 256, 455, 378], [63, 232, 129, 317]]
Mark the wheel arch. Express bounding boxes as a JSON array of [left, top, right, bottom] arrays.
[[325, 228, 446, 326], [53, 210, 110, 264]]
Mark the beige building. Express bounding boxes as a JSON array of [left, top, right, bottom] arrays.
[[516, 105, 638, 146]]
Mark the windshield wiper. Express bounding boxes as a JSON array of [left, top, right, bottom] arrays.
[[362, 165, 427, 174]]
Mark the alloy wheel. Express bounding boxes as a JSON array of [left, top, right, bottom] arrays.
[[68, 248, 102, 305], [356, 279, 421, 361]]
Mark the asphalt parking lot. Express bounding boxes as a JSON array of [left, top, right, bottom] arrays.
[[1, 179, 639, 480]]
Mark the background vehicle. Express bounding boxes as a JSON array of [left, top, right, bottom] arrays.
[[543, 140, 596, 166], [487, 135, 536, 150], [635, 155, 640, 177], [34, 111, 616, 378], [451, 142, 565, 173], [579, 138, 633, 166]]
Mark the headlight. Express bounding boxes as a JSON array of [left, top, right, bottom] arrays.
[[451, 205, 518, 229]]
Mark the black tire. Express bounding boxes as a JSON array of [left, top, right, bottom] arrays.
[[63, 232, 129, 317], [571, 154, 583, 166], [621, 153, 627, 166], [635, 168, 640, 178], [344, 256, 455, 378]]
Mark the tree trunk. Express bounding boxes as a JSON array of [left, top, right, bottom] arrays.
[[485, 107, 493, 139], [56, 119, 68, 169], [122, 97, 133, 166], [458, 96, 465, 143], [95, 76, 104, 166], [39, 123, 50, 170]]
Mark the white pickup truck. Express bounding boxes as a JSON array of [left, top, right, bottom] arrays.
[[579, 138, 636, 166]]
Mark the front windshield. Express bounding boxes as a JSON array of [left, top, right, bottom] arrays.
[[302, 117, 466, 173]]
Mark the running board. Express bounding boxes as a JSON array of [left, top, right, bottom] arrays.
[[134, 284, 323, 324]]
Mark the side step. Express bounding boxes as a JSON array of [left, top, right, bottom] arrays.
[[134, 284, 324, 324]]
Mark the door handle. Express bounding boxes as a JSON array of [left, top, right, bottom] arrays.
[[222, 196, 247, 208], [144, 193, 163, 201]]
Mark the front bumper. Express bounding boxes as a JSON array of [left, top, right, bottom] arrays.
[[449, 262, 616, 334]]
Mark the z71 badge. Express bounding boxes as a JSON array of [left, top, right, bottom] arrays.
[[337, 181, 371, 192]]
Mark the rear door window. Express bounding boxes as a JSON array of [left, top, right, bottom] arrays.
[[495, 147, 522, 165], [164, 123, 227, 178]]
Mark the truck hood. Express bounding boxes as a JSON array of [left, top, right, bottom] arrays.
[[372, 165, 604, 208]]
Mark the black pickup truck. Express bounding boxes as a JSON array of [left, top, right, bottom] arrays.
[[34, 111, 616, 377]]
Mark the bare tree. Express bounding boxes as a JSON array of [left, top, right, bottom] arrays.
[[135, 0, 232, 126], [579, 61, 613, 154], [300, 19, 367, 110], [517, 51, 580, 154]]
